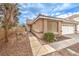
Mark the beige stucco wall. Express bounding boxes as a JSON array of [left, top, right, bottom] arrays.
[[47, 21, 57, 33], [77, 25, 79, 33], [31, 19, 44, 39], [57, 21, 62, 35], [43, 19, 48, 33], [73, 17, 79, 33], [32, 19, 43, 33]]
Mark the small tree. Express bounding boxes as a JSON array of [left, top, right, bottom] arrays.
[[0, 3, 19, 42]]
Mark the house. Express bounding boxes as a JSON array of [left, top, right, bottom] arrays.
[[27, 14, 79, 39]]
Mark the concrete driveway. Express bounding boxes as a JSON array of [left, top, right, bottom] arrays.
[[49, 34, 79, 51], [64, 34, 79, 39], [46, 42, 79, 56]]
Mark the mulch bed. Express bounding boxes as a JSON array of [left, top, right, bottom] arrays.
[[38, 35, 71, 45], [55, 35, 71, 42]]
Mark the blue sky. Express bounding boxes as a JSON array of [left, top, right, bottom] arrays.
[[18, 3, 79, 24]]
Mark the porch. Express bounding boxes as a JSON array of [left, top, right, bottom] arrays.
[[43, 19, 62, 37]]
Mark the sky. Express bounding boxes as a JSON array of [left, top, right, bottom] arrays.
[[18, 3, 79, 24]]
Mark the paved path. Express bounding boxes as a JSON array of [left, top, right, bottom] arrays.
[[49, 34, 79, 50], [28, 32, 56, 56]]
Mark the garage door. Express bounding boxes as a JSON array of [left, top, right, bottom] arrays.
[[62, 24, 75, 34]]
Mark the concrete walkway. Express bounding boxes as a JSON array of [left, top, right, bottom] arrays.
[[28, 32, 56, 56], [50, 34, 79, 50]]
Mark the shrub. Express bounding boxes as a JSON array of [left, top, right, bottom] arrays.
[[43, 32, 55, 42]]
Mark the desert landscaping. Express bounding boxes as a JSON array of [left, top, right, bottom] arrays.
[[0, 26, 33, 55], [0, 3, 79, 56]]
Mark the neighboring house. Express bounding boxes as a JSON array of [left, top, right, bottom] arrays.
[[27, 14, 79, 39], [27, 19, 33, 32]]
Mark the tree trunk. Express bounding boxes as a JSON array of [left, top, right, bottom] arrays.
[[4, 26, 8, 43]]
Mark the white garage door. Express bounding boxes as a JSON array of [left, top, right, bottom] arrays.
[[62, 26, 75, 34]]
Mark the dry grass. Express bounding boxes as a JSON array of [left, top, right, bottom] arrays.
[[0, 27, 25, 40], [0, 28, 5, 40]]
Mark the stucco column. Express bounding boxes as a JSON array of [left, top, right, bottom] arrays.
[[43, 19, 48, 33], [75, 24, 77, 34], [57, 21, 62, 35]]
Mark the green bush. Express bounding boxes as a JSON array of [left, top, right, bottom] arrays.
[[43, 32, 55, 42]]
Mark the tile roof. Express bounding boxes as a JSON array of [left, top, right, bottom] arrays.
[[66, 14, 79, 19], [27, 14, 79, 24]]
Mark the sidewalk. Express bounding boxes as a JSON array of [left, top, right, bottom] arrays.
[[28, 32, 56, 56]]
